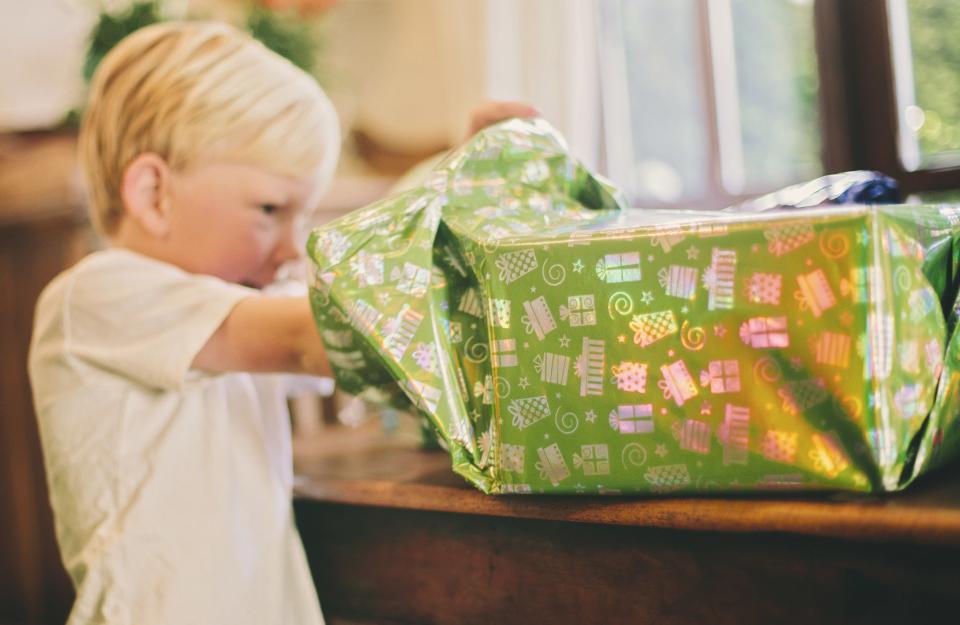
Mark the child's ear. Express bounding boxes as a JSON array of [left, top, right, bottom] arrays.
[[121, 153, 173, 238]]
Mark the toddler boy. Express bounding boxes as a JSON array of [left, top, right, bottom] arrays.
[[29, 21, 338, 625]]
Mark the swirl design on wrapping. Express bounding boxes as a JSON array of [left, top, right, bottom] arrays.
[[621, 442, 647, 469], [818, 231, 850, 260], [541, 260, 566, 286], [893, 265, 912, 293], [841, 395, 862, 419], [494, 376, 511, 398], [482, 237, 501, 253], [607, 291, 634, 319], [554, 406, 579, 434], [680, 320, 706, 351], [463, 336, 489, 363], [753, 356, 783, 382]]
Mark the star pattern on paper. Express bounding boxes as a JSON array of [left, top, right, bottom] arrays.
[[789, 356, 804, 370], [618, 334, 627, 343], [686, 246, 700, 260], [700, 401, 712, 416], [377, 291, 392, 306], [585, 409, 597, 423], [713, 324, 727, 338], [559, 334, 571, 348], [839, 311, 854, 326], [572, 259, 584, 273], [680, 305, 689, 314], [655, 444, 668, 458], [856, 230, 870, 246], [470, 408, 481, 420], [523, 341, 530, 348], [531, 285, 537, 293], [640, 291, 654, 305], [519, 376, 530, 390], [575, 483, 586, 493]]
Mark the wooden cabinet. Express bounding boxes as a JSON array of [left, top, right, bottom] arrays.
[[293, 421, 960, 625]]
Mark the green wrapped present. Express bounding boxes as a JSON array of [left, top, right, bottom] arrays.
[[307, 118, 960, 495]]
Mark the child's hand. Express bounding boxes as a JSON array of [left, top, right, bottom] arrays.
[[464, 100, 540, 141]]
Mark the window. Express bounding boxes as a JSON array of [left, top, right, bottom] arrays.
[[599, 0, 821, 207]]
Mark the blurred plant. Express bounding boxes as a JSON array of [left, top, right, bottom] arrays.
[[62, 0, 329, 128]]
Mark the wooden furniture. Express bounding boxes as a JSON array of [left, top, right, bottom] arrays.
[[0, 132, 87, 625], [293, 420, 960, 625]]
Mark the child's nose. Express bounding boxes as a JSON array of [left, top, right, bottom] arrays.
[[275, 228, 302, 264]]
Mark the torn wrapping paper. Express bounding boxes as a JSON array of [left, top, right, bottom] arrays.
[[307, 118, 960, 494]]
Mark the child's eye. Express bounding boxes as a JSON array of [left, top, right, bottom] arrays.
[[259, 204, 278, 215]]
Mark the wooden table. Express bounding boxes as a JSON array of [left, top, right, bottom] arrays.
[[293, 420, 960, 625]]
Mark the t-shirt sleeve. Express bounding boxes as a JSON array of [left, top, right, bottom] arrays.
[[62, 251, 257, 390]]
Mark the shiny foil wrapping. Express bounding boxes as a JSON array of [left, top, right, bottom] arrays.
[[307, 118, 960, 494]]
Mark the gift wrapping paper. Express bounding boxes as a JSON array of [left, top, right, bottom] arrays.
[[307, 118, 960, 494]]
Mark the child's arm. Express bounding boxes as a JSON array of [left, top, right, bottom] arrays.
[[192, 296, 331, 377]]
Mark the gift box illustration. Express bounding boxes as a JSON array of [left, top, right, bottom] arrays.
[[309, 117, 960, 495]]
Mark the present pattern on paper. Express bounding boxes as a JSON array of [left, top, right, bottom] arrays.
[[458, 288, 484, 317], [403, 379, 442, 414], [474, 375, 494, 405], [488, 299, 511, 328], [574, 444, 610, 475], [703, 248, 737, 310], [492, 339, 519, 367], [609, 404, 654, 434], [746, 272, 782, 305], [349, 251, 385, 287], [764, 222, 815, 256], [347, 299, 383, 337], [522, 296, 558, 339], [840, 266, 876, 303], [659, 359, 699, 407], [865, 312, 894, 381], [496, 249, 539, 283], [795, 268, 836, 318], [909, 288, 937, 323], [659, 265, 699, 300], [761, 430, 798, 464], [509, 395, 551, 430], [894, 383, 923, 418], [536, 443, 571, 486], [630, 310, 679, 347], [501, 443, 526, 473], [900, 340, 920, 375], [596, 252, 641, 283], [809, 432, 850, 479], [575, 337, 606, 397], [560, 295, 597, 327], [679, 419, 711, 454], [650, 227, 685, 253], [739, 316, 789, 349], [813, 331, 852, 368], [535, 352, 570, 385], [395, 262, 431, 298], [718, 404, 750, 465], [321, 329, 354, 349], [699, 360, 741, 394], [644, 464, 691, 493], [313, 228, 351, 264], [383, 305, 424, 360], [412, 342, 439, 373], [327, 349, 365, 371], [778, 379, 828, 415], [612, 360, 648, 393]]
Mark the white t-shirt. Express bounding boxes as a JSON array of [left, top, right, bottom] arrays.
[[28, 248, 325, 625]]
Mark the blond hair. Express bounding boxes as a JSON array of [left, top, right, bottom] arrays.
[[79, 21, 340, 236]]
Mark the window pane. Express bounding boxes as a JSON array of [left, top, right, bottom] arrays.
[[730, 0, 822, 191], [904, 0, 960, 168], [601, 0, 709, 203]]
